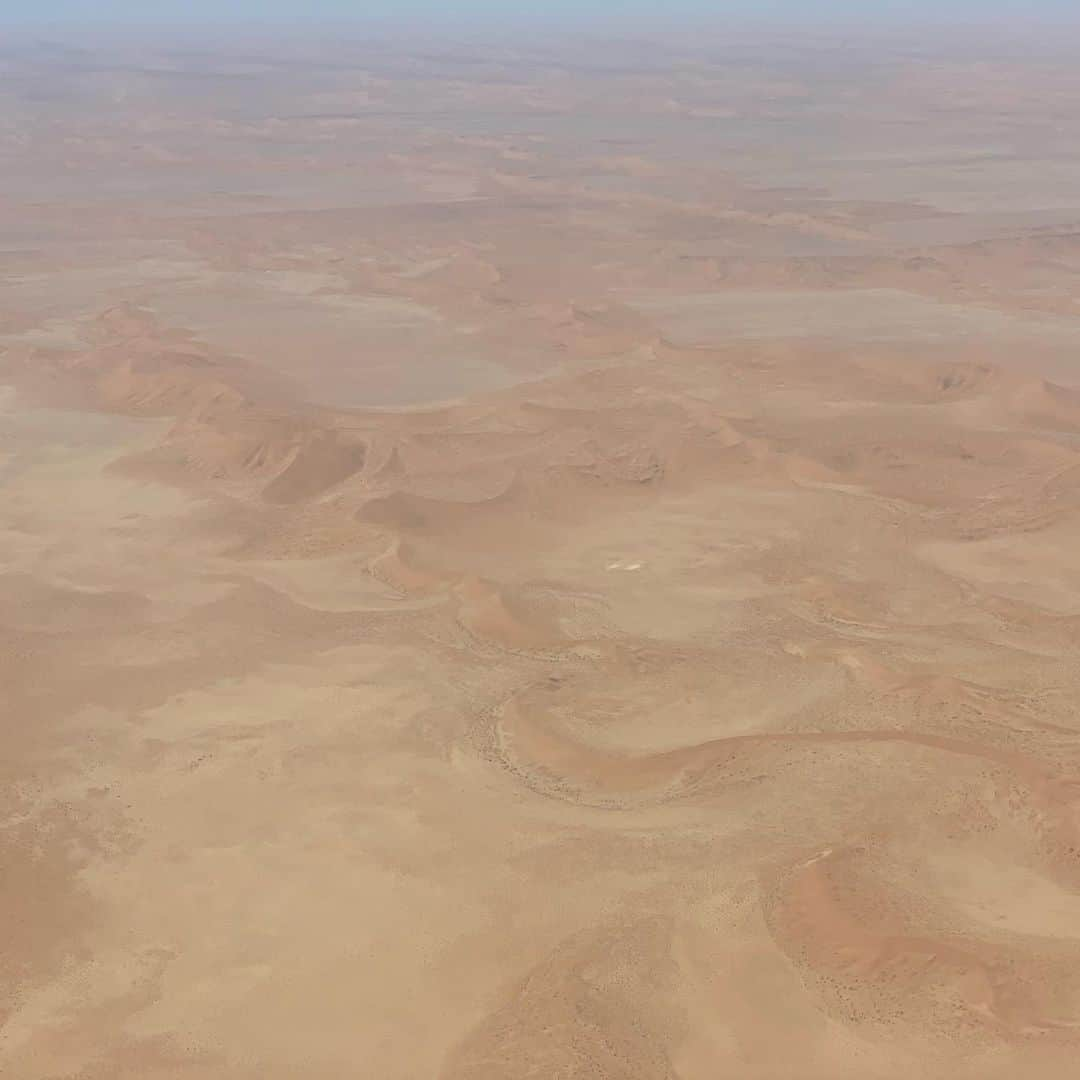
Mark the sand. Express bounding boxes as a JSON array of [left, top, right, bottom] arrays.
[[5, 23, 1080, 1080]]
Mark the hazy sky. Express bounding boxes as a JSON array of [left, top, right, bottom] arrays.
[[2, 0, 1079, 24]]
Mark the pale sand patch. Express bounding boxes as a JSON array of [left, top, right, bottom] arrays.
[[629, 288, 1080, 348], [920, 522, 1080, 614], [926, 851, 1080, 939]]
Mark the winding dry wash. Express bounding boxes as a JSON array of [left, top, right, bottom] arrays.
[[6, 24, 1080, 1079]]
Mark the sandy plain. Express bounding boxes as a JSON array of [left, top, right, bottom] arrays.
[[5, 22, 1080, 1079]]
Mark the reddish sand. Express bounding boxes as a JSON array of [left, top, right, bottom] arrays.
[[4, 24, 1080, 1080]]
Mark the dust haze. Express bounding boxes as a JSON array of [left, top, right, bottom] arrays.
[[5, 23, 1080, 1079]]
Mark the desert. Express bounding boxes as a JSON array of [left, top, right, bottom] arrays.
[[5, 21, 1080, 1079]]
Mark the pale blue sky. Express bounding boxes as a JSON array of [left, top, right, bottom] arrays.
[[2, 0, 1079, 24]]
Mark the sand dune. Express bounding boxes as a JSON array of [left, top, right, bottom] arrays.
[[7, 25, 1080, 1080]]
